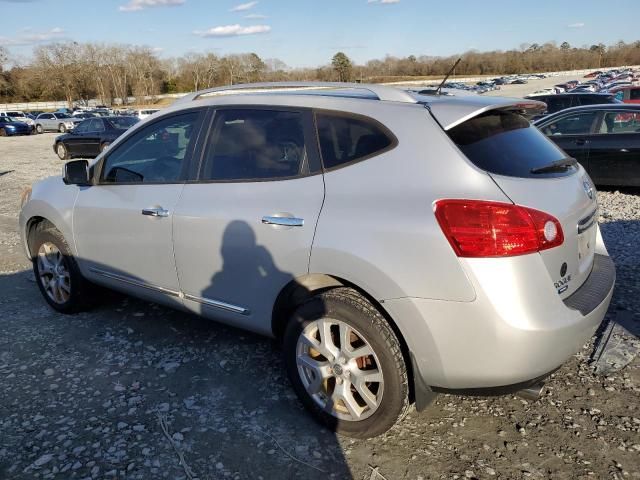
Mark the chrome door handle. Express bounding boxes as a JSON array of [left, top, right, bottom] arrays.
[[142, 207, 169, 217], [262, 216, 304, 227]]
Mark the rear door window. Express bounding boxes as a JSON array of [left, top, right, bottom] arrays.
[[447, 110, 571, 178], [598, 111, 640, 134], [315, 112, 396, 169], [545, 96, 573, 113], [541, 112, 598, 136]]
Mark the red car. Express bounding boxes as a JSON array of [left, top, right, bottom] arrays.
[[584, 70, 603, 78], [609, 85, 640, 104]]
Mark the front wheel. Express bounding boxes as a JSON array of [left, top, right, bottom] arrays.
[[35, 124, 43, 134], [56, 142, 69, 160], [58, 123, 67, 133], [31, 224, 94, 314], [0, 128, 6, 137], [283, 288, 410, 438]]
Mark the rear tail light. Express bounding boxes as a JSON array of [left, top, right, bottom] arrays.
[[434, 199, 564, 258]]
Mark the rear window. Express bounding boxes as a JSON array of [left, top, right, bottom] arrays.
[[578, 95, 615, 106], [447, 111, 572, 178], [316, 112, 395, 169]]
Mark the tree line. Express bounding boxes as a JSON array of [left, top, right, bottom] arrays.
[[0, 40, 639, 105]]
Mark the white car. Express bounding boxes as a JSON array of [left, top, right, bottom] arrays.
[[135, 109, 160, 120], [0, 110, 35, 128]]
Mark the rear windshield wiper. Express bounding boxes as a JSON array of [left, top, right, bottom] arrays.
[[530, 157, 577, 174]]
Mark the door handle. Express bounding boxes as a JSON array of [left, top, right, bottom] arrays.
[[142, 207, 169, 217], [575, 138, 587, 146], [262, 216, 304, 227]]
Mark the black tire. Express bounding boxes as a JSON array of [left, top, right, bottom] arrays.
[[30, 223, 94, 314], [283, 287, 410, 438], [56, 142, 69, 160], [35, 124, 43, 134], [58, 123, 66, 133], [0, 128, 6, 137]]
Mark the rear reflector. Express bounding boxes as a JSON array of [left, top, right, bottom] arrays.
[[434, 199, 564, 258]]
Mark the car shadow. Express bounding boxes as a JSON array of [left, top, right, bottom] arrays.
[[0, 226, 354, 479]]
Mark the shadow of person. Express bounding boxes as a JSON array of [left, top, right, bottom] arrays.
[[204, 220, 295, 312]]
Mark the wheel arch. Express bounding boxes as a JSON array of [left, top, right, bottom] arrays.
[[271, 273, 418, 404]]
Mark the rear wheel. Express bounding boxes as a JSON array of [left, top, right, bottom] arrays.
[[283, 287, 410, 438], [35, 124, 43, 134], [31, 223, 94, 314], [58, 123, 66, 133], [56, 142, 69, 160]]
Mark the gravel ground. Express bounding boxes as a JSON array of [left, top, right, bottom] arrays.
[[0, 133, 639, 480]]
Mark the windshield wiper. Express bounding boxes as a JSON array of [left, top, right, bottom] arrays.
[[530, 157, 577, 174]]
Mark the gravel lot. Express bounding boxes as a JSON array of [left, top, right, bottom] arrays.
[[0, 133, 639, 480]]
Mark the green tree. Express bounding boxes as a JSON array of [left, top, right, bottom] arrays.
[[560, 42, 571, 50], [331, 51, 352, 82]]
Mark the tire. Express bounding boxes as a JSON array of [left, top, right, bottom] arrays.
[[58, 123, 67, 133], [0, 128, 6, 137], [56, 142, 69, 160], [283, 287, 410, 438], [30, 223, 94, 314], [100, 142, 110, 152], [36, 124, 43, 134]]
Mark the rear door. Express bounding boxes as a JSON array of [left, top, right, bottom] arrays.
[[588, 110, 640, 186], [537, 110, 598, 168], [445, 108, 598, 299], [172, 106, 325, 335]]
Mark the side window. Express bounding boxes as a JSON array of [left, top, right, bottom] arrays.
[[599, 112, 640, 134], [100, 111, 199, 184], [88, 119, 105, 132], [74, 121, 90, 134], [316, 112, 395, 169], [630, 89, 640, 101], [614, 91, 626, 102], [542, 112, 597, 136], [202, 109, 306, 181]]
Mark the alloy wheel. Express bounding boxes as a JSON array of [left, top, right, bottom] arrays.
[[37, 242, 71, 304], [295, 318, 384, 421]]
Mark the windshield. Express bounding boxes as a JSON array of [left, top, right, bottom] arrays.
[[56, 113, 71, 119], [108, 117, 138, 129], [447, 110, 573, 179], [7, 111, 23, 116]]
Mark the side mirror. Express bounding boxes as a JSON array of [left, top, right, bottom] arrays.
[[63, 159, 91, 186]]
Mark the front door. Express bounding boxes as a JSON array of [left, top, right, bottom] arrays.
[[588, 110, 640, 186], [173, 107, 325, 335], [73, 109, 205, 305]]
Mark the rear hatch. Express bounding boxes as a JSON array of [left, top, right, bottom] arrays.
[[428, 98, 598, 299]]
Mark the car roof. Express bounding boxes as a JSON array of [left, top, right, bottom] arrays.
[[167, 81, 545, 131], [533, 103, 640, 124]]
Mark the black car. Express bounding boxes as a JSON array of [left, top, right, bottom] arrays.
[[525, 93, 621, 118], [533, 104, 640, 187], [53, 116, 139, 160]]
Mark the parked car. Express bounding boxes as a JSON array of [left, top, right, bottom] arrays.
[[512, 79, 528, 84], [609, 85, 640, 104], [0, 116, 32, 136], [19, 82, 615, 438], [534, 104, 640, 187], [0, 110, 35, 129], [524, 92, 621, 118], [53, 116, 139, 160], [584, 70, 603, 78], [35, 112, 82, 133], [134, 108, 160, 119]]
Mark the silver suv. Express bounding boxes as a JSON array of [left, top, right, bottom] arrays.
[[19, 83, 615, 438], [35, 112, 81, 133]]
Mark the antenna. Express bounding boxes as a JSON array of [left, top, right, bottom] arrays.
[[436, 57, 462, 95]]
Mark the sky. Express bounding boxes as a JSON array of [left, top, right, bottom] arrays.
[[0, 0, 638, 68]]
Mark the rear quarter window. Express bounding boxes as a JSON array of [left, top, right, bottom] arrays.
[[447, 110, 572, 179], [316, 112, 396, 169]]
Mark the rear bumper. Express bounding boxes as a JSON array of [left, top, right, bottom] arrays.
[[384, 253, 615, 390]]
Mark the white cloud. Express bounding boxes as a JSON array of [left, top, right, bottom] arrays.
[[119, 0, 185, 12], [194, 24, 271, 37], [244, 13, 267, 19], [230, 1, 257, 11], [567, 22, 585, 28], [0, 27, 66, 46]]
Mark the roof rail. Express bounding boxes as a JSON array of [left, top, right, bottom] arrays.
[[173, 82, 418, 105]]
